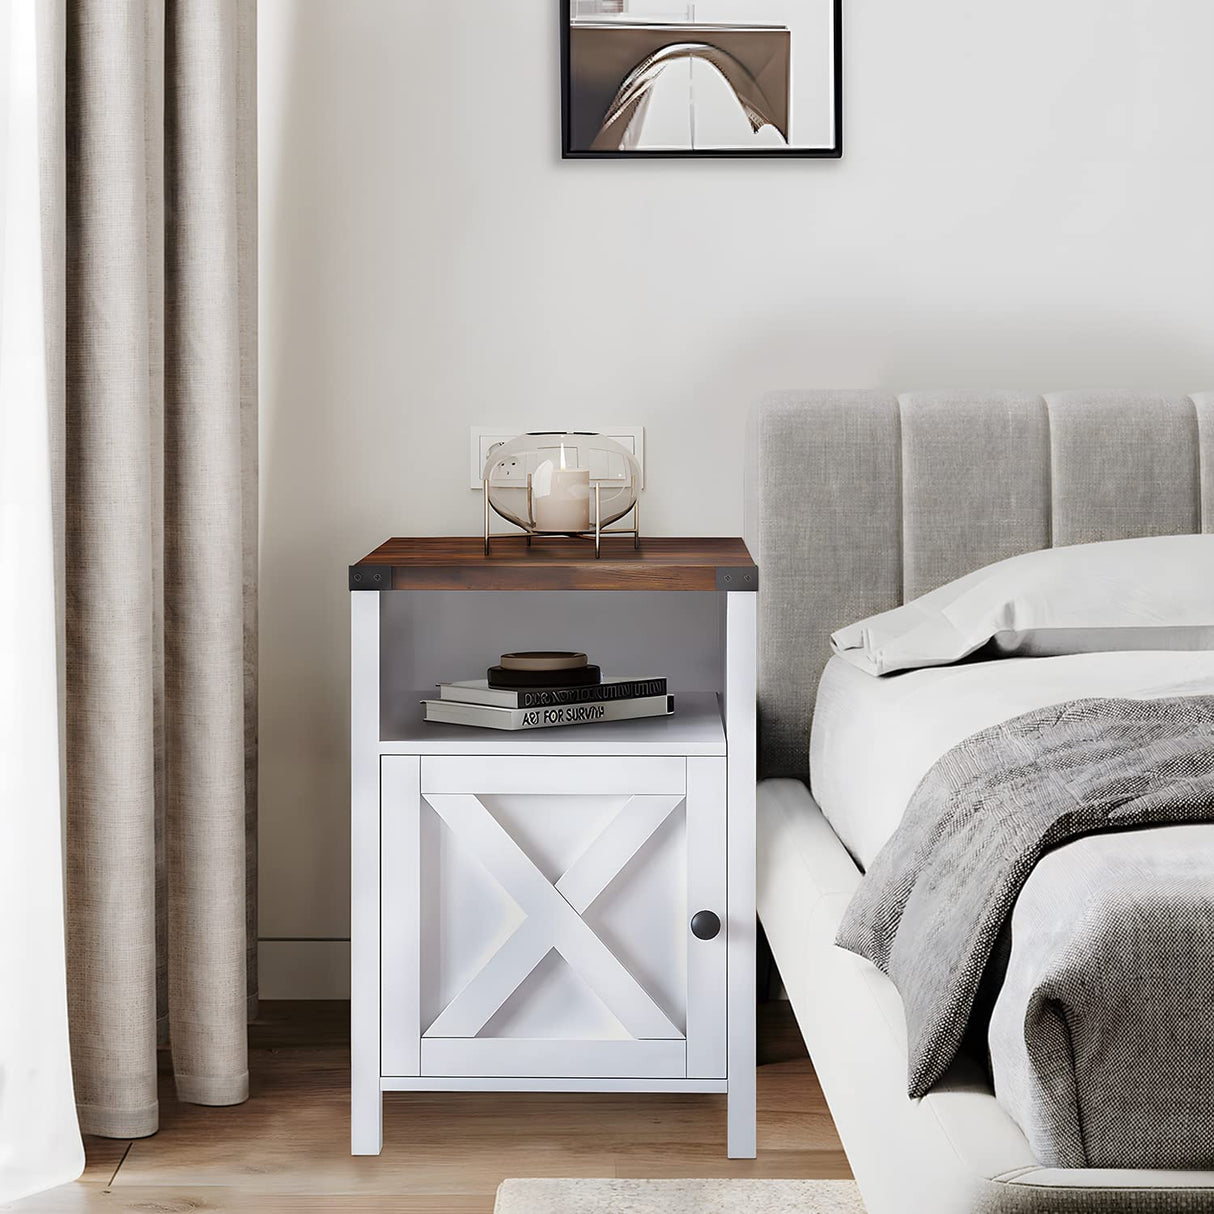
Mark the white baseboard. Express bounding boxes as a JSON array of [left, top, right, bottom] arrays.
[[258, 939, 350, 999]]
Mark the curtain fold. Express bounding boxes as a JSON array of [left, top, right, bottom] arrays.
[[162, 0, 253, 1109], [60, 0, 257, 1140]]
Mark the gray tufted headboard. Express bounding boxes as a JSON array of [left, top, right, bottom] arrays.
[[743, 390, 1214, 781]]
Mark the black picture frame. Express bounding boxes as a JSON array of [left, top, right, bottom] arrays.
[[560, 0, 842, 159]]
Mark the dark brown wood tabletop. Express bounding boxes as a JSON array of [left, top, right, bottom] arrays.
[[350, 537, 757, 592]]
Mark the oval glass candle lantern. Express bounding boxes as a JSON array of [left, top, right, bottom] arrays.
[[483, 432, 641, 557]]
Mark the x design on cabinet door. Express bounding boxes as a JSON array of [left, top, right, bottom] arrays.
[[380, 755, 727, 1082]]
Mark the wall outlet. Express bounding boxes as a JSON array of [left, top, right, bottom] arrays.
[[486, 447, 528, 489], [470, 427, 645, 490]]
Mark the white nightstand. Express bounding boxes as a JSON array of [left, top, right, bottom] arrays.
[[349, 538, 757, 1158]]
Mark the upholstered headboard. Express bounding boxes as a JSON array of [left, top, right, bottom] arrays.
[[743, 390, 1214, 781]]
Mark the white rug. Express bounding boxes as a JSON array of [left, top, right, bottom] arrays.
[[495, 1178, 865, 1213]]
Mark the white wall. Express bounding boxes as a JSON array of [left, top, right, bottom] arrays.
[[257, 0, 1214, 996]]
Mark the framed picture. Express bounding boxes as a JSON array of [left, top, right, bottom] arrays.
[[561, 0, 842, 158]]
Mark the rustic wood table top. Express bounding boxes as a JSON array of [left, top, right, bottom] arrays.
[[350, 536, 757, 592]]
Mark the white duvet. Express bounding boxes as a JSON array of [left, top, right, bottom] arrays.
[[810, 650, 1214, 870]]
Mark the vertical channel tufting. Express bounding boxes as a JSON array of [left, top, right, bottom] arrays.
[[1045, 392, 1201, 546], [745, 391, 901, 780], [899, 393, 1050, 599], [1191, 394, 1214, 533], [745, 389, 1214, 782]]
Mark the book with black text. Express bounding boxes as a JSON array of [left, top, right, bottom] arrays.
[[421, 693, 674, 731]]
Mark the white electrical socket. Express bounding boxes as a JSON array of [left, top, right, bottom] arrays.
[[486, 446, 528, 489], [470, 427, 645, 490]]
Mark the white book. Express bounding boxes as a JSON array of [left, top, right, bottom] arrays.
[[421, 693, 674, 732]]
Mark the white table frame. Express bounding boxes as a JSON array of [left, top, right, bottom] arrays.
[[350, 586, 756, 1159]]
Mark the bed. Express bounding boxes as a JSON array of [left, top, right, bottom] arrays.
[[744, 390, 1214, 1214]]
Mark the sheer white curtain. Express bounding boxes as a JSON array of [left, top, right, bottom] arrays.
[[0, 0, 85, 1201]]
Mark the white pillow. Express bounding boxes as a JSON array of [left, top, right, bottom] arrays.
[[831, 534, 1214, 677]]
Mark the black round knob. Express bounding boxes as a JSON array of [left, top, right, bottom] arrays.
[[690, 910, 721, 940]]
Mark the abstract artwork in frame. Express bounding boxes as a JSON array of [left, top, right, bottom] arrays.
[[561, 0, 842, 158]]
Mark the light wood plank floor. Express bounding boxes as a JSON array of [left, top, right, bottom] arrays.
[[14, 1001, 849, 1213]]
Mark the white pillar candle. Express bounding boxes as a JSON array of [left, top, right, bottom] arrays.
[[532, 446, 591, 532]]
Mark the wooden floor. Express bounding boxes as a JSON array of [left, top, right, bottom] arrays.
[[15, 1000, 849, 1213]]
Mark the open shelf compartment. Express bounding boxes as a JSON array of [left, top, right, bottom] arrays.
[[378, 590, 728, 755]]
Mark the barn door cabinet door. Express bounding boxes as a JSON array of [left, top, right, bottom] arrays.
[[380, 754, 727, 1081]]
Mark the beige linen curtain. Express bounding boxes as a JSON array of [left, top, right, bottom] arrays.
[[54, 0, 258, 1138]]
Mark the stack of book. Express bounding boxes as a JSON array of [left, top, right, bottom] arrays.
[[421, 674, 673, 731]]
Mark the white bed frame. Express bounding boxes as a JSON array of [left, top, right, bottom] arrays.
[[745, 390, 1214, 1214]]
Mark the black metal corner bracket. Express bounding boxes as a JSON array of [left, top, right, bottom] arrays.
[[349, 565, 389, 590], [715, 567, 758, 591]]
